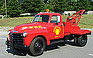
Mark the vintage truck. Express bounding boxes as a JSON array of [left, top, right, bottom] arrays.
[[6, 9, 91, 56]]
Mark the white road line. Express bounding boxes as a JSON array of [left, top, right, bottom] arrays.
[[89, 54, 93, 56]]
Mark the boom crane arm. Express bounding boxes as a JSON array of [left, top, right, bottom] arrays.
[[66, 9, 85, 25]]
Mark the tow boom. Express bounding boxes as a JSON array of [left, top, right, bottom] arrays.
[[66, 9, 85, 25]]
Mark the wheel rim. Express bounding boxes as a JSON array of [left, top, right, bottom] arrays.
[[81, 36, 87, 44], [34, 40, 43, 53]]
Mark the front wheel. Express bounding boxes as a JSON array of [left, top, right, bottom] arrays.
[[29, 37, 46, 56]]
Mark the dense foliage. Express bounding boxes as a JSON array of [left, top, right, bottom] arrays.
[[21, 0, 45, 13], [0, 0, 93, 17], [7, 0, 22, 17], [0, 0, 22, 17]]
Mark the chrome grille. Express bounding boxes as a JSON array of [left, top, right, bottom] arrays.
[[11, 33, 24, 45]]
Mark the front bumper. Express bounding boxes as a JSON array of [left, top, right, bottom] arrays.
[[6, 38, 28, 50]]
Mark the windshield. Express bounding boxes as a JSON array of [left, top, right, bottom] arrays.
[[33, 15, 50, 23]]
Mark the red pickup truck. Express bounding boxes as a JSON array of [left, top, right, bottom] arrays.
[[6, 9, 91, 56]]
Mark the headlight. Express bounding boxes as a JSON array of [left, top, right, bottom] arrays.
[[8, 30, 10, 35], [23, 32, 27, 37]]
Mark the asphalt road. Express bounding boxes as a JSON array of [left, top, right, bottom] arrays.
[[0, 29, 93, 58]]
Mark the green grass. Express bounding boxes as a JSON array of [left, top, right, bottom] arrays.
[[0, 14, 93, 28], [79, 14, 93, 28], [0, 16, 34, 27]]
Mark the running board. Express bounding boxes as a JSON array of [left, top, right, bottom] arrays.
[[50, 39, 64, 45]]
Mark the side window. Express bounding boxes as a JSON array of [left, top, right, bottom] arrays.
[[51, 15, 60, 23]]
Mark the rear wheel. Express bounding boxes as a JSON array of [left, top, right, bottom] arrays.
[[29, 37, 46, 56], [74, 35, 87, 47], [78, 35, 87, 47]]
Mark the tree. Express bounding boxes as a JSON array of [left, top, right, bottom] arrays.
[[21, 0, 45, 13], [0, 0, 5, 15], [20, 0, 31, 13], [54, 0, 68, 12], [76, 0, 91, 11], [48, 0, 58, 5], [44, 5, 54, 12], [90, 1, 93, 10], [71, 0, 76, 2], [43, 0, 48, 3], [0, 0, 4, 7], [0, 3, 5, 15], [6, 0, 22, 17], [67, 2, 77, 11], [0, 0, 23, 17]]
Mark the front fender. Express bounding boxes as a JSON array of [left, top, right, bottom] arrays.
[[24, 29, 50, 47]]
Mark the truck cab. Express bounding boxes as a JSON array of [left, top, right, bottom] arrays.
[[6, 10, 91, 56], [34, 13, 64, 40]]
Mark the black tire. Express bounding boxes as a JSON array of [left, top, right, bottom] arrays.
[[74, 37, 78, 45], [78, 35, 87, 47], [74, 35, 87, 47], [29, 37, 46, 56]]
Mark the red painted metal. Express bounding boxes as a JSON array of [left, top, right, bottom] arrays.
[[8, 10, 91, 47]]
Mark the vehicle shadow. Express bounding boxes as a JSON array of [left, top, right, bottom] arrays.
[[6, 49, 29, 56], [45, 43, 66, 51], [6, 41, 76, 56]]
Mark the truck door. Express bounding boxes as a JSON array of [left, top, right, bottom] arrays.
[[48, 15, 64, 40]]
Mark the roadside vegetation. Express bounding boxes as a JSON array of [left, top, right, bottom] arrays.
[[0, 16, 34, 27], [0, 14, 93, 28], [0, 0, 93, 17]]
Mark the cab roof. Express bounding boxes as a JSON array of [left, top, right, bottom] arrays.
[[36, 13, 61, 16]]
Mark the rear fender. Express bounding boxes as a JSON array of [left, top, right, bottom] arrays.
[[71, 30, 91, 35]]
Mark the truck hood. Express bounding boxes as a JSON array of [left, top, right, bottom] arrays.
[[13, 22, 48, 32]]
